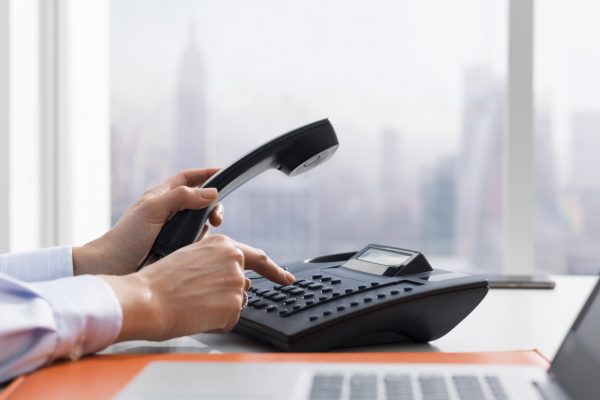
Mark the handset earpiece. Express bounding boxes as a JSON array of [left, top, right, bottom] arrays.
[[138, 119, 338, 269]]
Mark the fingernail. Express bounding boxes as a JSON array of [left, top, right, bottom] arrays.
[[200, 188, 218, 199], [286, 271, 296, 283]]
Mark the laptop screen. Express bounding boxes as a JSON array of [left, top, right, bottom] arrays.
[[551, 278, 600, 399]]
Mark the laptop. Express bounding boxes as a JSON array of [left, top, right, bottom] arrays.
[[115, 279, 600, 400]]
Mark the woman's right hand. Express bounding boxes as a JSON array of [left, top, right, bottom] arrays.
[[101, 234, 295, 342]]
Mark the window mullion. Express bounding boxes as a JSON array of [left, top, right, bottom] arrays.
[[505, 0, 535, 274]]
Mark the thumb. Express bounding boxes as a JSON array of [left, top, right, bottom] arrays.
[[151, 186, 218, 221]]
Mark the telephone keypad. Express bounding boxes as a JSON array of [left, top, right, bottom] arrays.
[[245, 272, 422, 319]]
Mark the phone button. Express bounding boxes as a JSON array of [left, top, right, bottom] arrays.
[[390, 290, 400, 295], [284, 298, 296, 305], [336, 305, 346, 311], [303, 293, 315, 299], [322, 287, 333, 293], [404, 287, 413, 292], [266, 305, 277, 312], [309, 315, 319, 321], [364, 297, 373, 303], [331, 279, 342, 284], [248, 298, 261, 306], [323, 310, 332, 316], [308, 283, 323, 290], [345, 288, 354, 294], [272, 294, 286, 302], [321, 276, 332, 282], [350, 301, 360, 307], [312, 274, 323, 279], [253, 301, 267, 309], [377, 293, 386, 299]]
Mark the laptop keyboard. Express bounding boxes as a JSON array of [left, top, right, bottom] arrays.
[[308, 373, 509, 400]]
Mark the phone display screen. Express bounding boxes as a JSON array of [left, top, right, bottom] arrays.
[[357, 248, 411, 266], [341, 247, 414, 276]]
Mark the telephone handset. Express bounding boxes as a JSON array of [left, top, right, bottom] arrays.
[[138, 119, 339, 268]]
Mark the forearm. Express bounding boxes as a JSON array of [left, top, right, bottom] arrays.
[[0, 274, 122, 383], [100, 274, 156, 342]]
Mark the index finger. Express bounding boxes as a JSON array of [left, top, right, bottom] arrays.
[[148, 168, 221, 195], [164, 168, 221, 190], [234, 241, 295, 285]]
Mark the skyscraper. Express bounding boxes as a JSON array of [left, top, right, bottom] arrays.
[[568, 111, 600, 273], [420, 156, 457, 255], [456, 67, 504, 271], [534, 108, 567, 273], [174, 22, 207, 172]]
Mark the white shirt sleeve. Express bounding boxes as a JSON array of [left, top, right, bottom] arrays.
[[0, 249, 123, 384], [0, 246, 74, 282]]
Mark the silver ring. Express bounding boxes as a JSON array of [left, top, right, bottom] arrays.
[[240, 291, 249, 311]]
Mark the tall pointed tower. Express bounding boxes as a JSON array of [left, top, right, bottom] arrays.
[[174, 22, 206, 172]]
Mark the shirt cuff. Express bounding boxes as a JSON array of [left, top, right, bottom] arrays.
[[34, 275, 123, 360], [0, 246, 73, 282]]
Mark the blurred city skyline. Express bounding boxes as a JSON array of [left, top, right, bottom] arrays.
[[111, 0, 600, 274]]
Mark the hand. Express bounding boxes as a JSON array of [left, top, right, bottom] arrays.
[[73, 169, 225, 276], [101, 235, 296, 341]]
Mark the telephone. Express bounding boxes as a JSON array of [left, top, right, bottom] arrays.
[[236, 244, 488, 351], [139, 119, 339, 268]]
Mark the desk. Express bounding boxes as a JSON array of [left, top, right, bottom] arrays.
[[105, 275, 598, 359], [4, 275, 596, 399]]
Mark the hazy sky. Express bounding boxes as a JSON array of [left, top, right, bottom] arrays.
[[112, 0, 505, 178], [112, 0, 600, 184]]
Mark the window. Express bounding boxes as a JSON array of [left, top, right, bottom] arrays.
[[111, 0, 507, 269], [535, 0, 600, 274]]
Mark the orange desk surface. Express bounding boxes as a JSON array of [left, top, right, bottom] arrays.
[[2, 350, 549, 400]]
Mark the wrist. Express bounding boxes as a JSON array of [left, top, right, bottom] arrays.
[[73, 243, 101, 275], [100, 273, 155, 342]]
